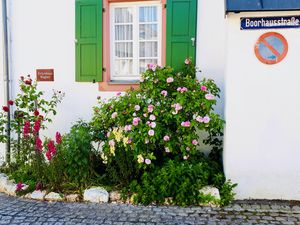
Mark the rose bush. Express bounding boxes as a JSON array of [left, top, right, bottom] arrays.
[[92, 60, 223, 169]]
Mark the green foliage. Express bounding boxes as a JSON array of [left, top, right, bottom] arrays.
[[125, 159, 234, 206], [60, 121, 101, 189]]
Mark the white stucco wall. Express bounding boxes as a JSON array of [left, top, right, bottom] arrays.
[[224, 11, 300, 200], [0, 0, 5, 164], [8, 0, 115, 139], [196, 0, 226, 117]]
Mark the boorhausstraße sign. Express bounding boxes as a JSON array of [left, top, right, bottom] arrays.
[[241, 16, 300, 30]]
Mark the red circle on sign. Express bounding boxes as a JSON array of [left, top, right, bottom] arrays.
[[254, 32, 288, 65]]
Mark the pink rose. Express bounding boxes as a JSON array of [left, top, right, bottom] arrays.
[[149, 115, 156, 121], [161, 90, 168, 97], [201, 85, 207, 91], [148, 129, 155, 136], [203, 116, 210, 124], [132, 117, 140, 126], [166, 77, 174, 83], [150, 122, 156, 128], [134, 105, 140, 111], [192, 139, 198, 145], [148, 105, 154, 113], [196, 116, 204, 123], [186, 147, 190, 151], [183, 155, 190, 160], [205, 93, 215, 100], [145, 159, 151, 164], [111, 112, 118, 119], [124, 125, 132, 132], [109, 140, 115, 147], [181, 121, 191, 127], [184, 58, 190, 65], [163, 135, 170, 141]]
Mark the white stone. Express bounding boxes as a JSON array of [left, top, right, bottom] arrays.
[[0, 174, 9, 192], [45, 192, 63, 201], [199, 186, 220, 200], [30, 190, 47, 200], [83, 187, 109, 203], [109, 191, 121, 202], [66, 194, 80, 202], [5, 181, 17, 196]]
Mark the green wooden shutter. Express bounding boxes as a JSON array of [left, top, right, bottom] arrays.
[[76, 0, 102, 82], [166, 0, 197, 70]]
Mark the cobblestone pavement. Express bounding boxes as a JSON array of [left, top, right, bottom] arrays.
[[1, 193, 300, 225]]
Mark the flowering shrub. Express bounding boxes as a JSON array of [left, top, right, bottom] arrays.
[[0, 75, 64, 165], [91, 60, 226, 192], [92, 61, 223, 169]]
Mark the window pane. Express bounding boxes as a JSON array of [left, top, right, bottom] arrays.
[[115, 8, 133, 23], [139, 24, 157, 40], [139, 59, 158, 73], [139, 6, 157, 22], [114, 59, 133, 76], [115, 25, 133, 40], [115, 42, 133, 58], [139, 42, 158, 57]]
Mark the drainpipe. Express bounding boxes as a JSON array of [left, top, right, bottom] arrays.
[[2, 0, 11, 164]]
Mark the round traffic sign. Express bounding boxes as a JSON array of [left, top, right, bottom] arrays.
[[254, 32, 288, 65]]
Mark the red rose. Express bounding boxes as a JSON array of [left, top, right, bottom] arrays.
[[25, 79, 32, 85], [34, 110, 39, 117], [2, 106, 9, 112], [8, 100, 14, 106]]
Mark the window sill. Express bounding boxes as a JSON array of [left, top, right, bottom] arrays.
[[98, 81, 140, 91], [108, 80, 139, 85]]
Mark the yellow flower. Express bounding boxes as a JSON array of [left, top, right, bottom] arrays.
[[113, 127, 123, 142], [110, 146, 115, 156], [137, 154, 144, 164], [123, 137, 129, 147]]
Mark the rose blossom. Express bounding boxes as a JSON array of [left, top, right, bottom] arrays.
[[161, 90, 168, 97], [132, 117, 140, 126], [184, 58, 190, 65], [205, 93, 215, 100], [134, 105, 140, 111], [149, 114, 156, 121], [183, 155, 190, 160], [150, 122, 156, 128], [201, 85, 207, 91], [111, 112, 118, 119], [181, 121, 191, 127], [116, 92, 121, 96], [186, 147, 190, 151], [166, 77, 174, 83], [148, 129, 155, 136], [109, 140, 115, 147], [196, 116, 204, 123], [124, 125, 132, 132], [145, 158, 151, 165], [163, 135, 170, 141], [192, 139, 198, 145], [203, 116, 210, 124], [8, 100, 13, 106], [34, 110, 39, 117], [2, 106, 9, 112], [148, 104, 154, 113], [16, 182, 25, 192]]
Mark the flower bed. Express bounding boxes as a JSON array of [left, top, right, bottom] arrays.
[[0, 60, 236, 206]]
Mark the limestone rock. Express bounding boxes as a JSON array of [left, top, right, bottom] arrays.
[[45, 192, 63, 201], [5, 181, 17, 196], [199, 186, 220, 200], [109, 191, 121, 202], [66, 194, 80, 202], [30, 190, 47, 200], [83, 187, 109, 203], [0, 174, 9, 192]]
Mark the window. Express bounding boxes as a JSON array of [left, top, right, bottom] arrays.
[[110, 2, 162, 81]]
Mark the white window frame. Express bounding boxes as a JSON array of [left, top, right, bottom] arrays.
[[110, 1, 162, 81]]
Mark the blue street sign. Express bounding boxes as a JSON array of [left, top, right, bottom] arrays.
[[241, 16, 300, 30]]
